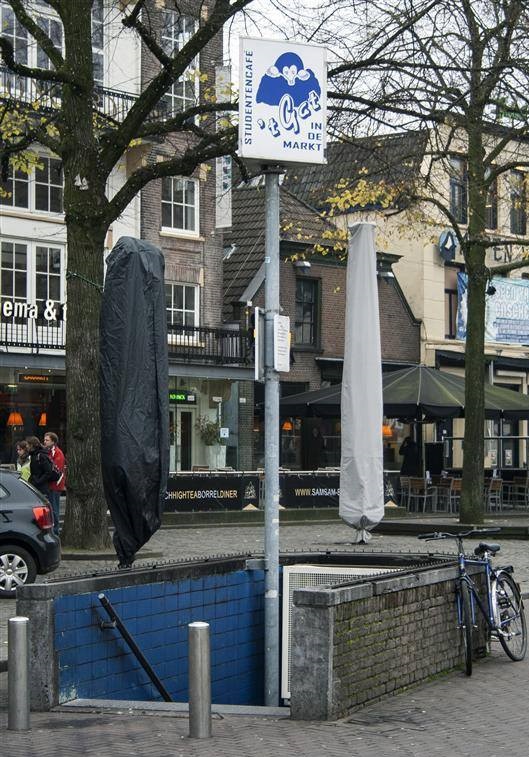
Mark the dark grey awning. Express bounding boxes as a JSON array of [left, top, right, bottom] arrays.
[[279, 365, 529, 421], [436, 349, 529, 371]]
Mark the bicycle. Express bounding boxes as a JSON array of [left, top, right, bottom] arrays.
[[418, 528, 527, 676]]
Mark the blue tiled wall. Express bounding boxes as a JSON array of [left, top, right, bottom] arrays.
[[54, 569, 265, 705]]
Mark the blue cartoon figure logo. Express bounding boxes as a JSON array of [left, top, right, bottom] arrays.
[[254, 50, 322, 145], [256, 52, 321, 107]]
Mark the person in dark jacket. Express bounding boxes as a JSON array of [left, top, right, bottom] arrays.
[[26, 435, 54, 498], [399, 435, 420, 475], [305, 427, 326, 470]]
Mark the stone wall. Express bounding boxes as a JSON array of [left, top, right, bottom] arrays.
[[290, 564, 487, 720]]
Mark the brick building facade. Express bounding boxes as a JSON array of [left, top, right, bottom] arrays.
[[223, 181, 420, 469]]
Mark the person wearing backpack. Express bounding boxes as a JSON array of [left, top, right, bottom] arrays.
[[26, 436, 55, 502], [43, 431, 66, 536]]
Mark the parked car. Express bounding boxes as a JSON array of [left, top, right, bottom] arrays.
[[0, 469, 61, 598]]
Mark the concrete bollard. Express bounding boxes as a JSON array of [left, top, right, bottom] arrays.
[[188, 621, 211, 738], [8, 616, 30, 731]]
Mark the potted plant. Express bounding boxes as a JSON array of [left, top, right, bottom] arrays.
[[195, 415, 226, 469], [195, 415, 221, 446]]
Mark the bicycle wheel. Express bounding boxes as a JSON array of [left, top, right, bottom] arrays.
[[460, 580, 473, 676], [495, 572, 527, 661]]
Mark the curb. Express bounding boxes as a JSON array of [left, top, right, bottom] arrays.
[[61, 550, 163, 561]]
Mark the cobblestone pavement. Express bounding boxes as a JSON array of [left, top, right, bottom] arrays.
[[1, 521, 529, 755], [0, 645, 528, 756]]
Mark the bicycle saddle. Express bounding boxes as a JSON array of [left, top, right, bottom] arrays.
[[474, 542, 500, 556]]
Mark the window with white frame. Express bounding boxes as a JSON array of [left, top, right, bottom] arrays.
[[0, 1, 29, 96], [161, 177, 199, 233], [510, 170, 527, 236], [161, 11, 198, 115], [35, 245, 61, 316], [0, 3, 28, 66], [449, 156, 468, 225], [0, 240, 27, 324], [0, 1, 102, 87], [91, 0, 104, 86], [165, 283, 199, 327], [36, 14, 63, 70], [0, 156, 63, 213], [0, 239, 64, 328]]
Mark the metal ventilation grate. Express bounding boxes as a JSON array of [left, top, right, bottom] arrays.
[[281, 564, 401, 700]]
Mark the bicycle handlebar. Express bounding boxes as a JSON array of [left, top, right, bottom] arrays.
[[417, 527, 502, 541]]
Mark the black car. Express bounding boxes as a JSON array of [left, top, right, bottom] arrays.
[[0, 469, 61, 598]]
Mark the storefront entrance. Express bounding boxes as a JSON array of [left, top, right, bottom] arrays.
[[169, 405, 196, 472]]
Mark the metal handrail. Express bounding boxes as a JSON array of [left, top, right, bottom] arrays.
[[98, 593, 173, 702]]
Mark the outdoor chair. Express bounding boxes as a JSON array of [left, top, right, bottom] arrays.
[[434, 477, 453, 512], [507, 477, 529, 510], [447, 477, 462, 514], [408, 477, 436, 513], [485, 478, 503, 512], [399, 476, 411, 508]]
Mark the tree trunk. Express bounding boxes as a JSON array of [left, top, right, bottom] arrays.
[[61, 221, 111, 550], [459, 253, 487, 524], [59, 1, 111, 549]]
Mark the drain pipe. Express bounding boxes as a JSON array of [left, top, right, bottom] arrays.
[[8, 616, 30, 731], [188, 622, 211, 738]]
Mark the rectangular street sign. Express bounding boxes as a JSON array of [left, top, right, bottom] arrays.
[[238, 37, 327, 165], [274, 314, 290, 373]]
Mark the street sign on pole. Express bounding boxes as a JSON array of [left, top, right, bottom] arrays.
[[238, 35, 327, 708], [254, 306, 265, 382], [239, 37, 327, 166], [273, 314, 290, 373]]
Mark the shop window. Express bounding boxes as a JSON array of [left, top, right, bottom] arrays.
[[510, 170, 527, 236], [295, 278, 319, 346], [166, 282, 199, 327], [161, 177, 199, 234], [449, 156, 467, 225], [161, 11, 198, 116]]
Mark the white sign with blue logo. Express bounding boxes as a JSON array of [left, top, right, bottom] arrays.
[[457, 272, 529, 344], [238, 37, 327, 165]]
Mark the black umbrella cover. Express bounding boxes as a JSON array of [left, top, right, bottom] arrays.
[[100, 237, 169, 566]]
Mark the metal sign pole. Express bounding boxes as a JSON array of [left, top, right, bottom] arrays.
[[263, 166, 281, 706]]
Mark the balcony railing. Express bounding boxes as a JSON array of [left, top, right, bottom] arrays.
[[0, 66, 167, 123], [1, 318, 65, 352], [167, 324, 251, 365], [1, 318, 252, 366]]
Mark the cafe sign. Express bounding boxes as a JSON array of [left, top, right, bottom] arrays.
[[1, 299, 61, 321], [239, 37, 327, 165]]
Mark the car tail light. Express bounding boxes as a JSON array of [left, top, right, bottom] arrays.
[[33, 505, 54, 531]]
